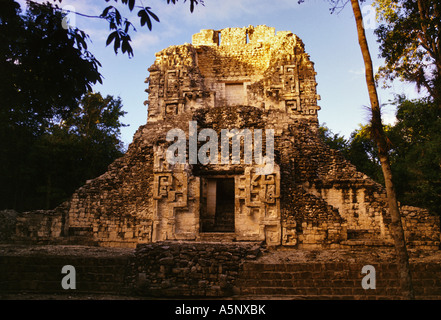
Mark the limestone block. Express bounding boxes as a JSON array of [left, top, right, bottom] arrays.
[[192, 29, 219, 46]]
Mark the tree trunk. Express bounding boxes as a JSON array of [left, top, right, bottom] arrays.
[[350, 0, 415, 299]]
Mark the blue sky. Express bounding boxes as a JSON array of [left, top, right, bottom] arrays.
[[21, 0, 423, 146]]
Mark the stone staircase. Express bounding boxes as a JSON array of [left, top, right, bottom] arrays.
[[341, 229, 394, 248], [236, 262, 441, 299]]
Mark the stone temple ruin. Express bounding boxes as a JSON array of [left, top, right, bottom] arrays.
[[11, 25, 440, 250]]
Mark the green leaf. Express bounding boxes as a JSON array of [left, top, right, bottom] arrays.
[[146, 7, 160, 22], [106, 31, 118, 46], [128, 0, 135, 11], [100, 5, 113, 18], [114, 8, 122, 25], [113, 33, 120, 54]]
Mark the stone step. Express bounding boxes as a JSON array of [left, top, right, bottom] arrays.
[[237, 279, 382, 287], [237, 286, 441, 298], [236, 262, 441, 298], [239, 270, 376, 280], [198, 233, 236, 242], [239, 286, 395, 296], [341, 239, 393, 247], [242, 263, 360, 272]]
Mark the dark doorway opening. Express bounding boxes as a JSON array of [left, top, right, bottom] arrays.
[[200, 178, 235, 233]]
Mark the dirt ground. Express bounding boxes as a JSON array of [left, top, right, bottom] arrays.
[[0, 244, 134, 258], [2, 244, 441, 262]]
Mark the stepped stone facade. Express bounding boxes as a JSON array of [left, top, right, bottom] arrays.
[[9, 25, 440, 250]]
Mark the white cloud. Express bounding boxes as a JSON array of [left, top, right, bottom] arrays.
[[349, 67, 365, 76], [130, 33, 161, 52], [382, 112, 397, 126], [349, 65, 380, 79], [82, 27, 109, 42]]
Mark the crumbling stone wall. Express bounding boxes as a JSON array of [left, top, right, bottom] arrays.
[[131, 242, 262, 297], [64, 111, 196, 247]]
